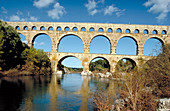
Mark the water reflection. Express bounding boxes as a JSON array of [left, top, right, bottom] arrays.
[[0, 74, 121, 111]]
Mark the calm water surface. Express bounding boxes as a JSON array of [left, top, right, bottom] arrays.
[[0, 73, 120, 111]]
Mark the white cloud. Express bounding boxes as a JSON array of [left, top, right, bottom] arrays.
[[144, 0, 170, 22], [85, 0, 99, 15], [33, 0, 55, 8], [48, 2, 66, 20], [22, 40, 27, 44], [9, 15, 21, 21], [16, 10, 23, 15], [1, 7, 7, 14], [30, 16, 38, 21], [104, 5, 124, 17], [39, 42, 45, 46]]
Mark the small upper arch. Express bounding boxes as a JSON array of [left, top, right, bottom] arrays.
[[116, 28, 122, 33], [107, 28, 113, 32], [16, 26, 20, 30], [57, 26, 62, 31], [152, 30, 158, 34], [81, 27, 86, 31], [125, 29, 131, 33], [143, 29, 149, 34], [48, 26, 53, 31], [23, 26, 28, 30], [72, 27, 78, 31], [89, 27, 95, 32], [32, 26, 37, 30], [65, 27, 70, 31], [134, 29, 139, 34], [161, 30, 167, 34], [98, 28, 104, 32], [40, 26, 45, 30]]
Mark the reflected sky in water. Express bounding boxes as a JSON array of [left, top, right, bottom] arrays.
[[0, 74, 121, 111]]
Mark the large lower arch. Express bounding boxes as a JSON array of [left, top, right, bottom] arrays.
[[143, 37, 164, 56], [57, 55, 83, 73], [58, 34, 84, 53], [115, 58, 137, 72], [32, 33, 52, 52], [116, 36, 138, 55], [90, 35, 111, 54], [19, 33, 27, 44], [89, 57, 110, 72]]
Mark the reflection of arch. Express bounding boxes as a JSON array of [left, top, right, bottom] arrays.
[[116, 36, 138, 55], [57, 34, 84, 52], [90, 35, 112, 54], [89, 57, 110, 72]]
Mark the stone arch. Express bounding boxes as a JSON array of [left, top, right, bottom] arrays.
[[116, 35, 138, 55], [98, 28, 104, 32], [18, 33, 27, 44], [23, 26, 28, 30], [31, 33, 53, 47], [16, 26, 20, 30], [57, 33, 84, 52], [143, 29, 149, 34], [72, 27, 78, 31], [116, 28, 122, 33], [116, 57, 137, 72], [134, 29, 139, 34], [89, 56, 111, 72], [152, 30, 158, 34], [143, 36, 164, 56], [64, 26, 70, 31], [90, 34, 112, 54], [57, 55, 83, 71], [32, 26, 36, 30], [57, 26, 62, 31], [40, 26, 45, 30], [81, 27, 86, 31], [48, 26, 53, 31], [161, 30, 167, 34], [107, 28, 113, 32], [89, 27, 95, 32], [125, 29, 130, 33]]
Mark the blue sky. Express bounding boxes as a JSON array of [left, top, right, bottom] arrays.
[[1, 0, 169, 68]]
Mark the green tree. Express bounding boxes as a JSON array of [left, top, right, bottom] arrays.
[[0, 20, 25, 70]]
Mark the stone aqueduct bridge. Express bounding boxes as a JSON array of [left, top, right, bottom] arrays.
[[8, 22, 170, 72]]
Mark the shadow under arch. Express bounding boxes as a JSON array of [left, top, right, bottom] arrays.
[[115, 58, 137, 72], [57, 34, 84, 53], [89, 56, 110, 72], [90, 35, 112, 54], [116, 36, 138, 55], [31, 33, 52, 52], [143, 37, 164, 56], [57, 55, 83, 73]]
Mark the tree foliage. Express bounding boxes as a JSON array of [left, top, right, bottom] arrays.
[[89, 59, 109, 72]]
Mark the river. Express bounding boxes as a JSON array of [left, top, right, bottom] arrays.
[[0, 73, 121, 111]]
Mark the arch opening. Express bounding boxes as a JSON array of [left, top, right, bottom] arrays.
[[16, 26, 20, 30], [48, 26, 53, 31], [116, 36, 138, 55], [116, 28, 122, 33], [81, 27, 86, 31], [116, 58, 137, 72], [65, 27, 70, 31], [58, 35, 84, 53], [57, 56, 83, 73], [32, 26, 36, 30], [125, 29, 130, 33], [98, 28, 104, 32], [19, 33, 27, 44], [90, 35, 111, 54], [161, 30, 166, 34], [107, 28, 113, 32], [143, 37, 163, 56], [152, 30, 158, 34], [57, 26, 62, 31], [89, 27, 95, 32], [72, 27, 78, 31], [89, 57, 110, 72], [40, 26, 45, 31], [134, 29, 139, 34], [32, 33, 52, 52], [23, 26, 28, 30], [143, 29, 148, 34]]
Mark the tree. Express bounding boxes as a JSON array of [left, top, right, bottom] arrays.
[[0, 20, 25, 70]]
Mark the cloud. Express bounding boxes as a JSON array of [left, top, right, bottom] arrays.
[[22, 40, 27, 44], [104, 5, 125, 17], [144, 0, 170, 23], [1, 7, 7, 14], [9, 15, 23, 21], [85, 0, 98, 15], [33, 0, 55, 8], [39, 42, 45, 46], [30, 16, 38, 21], [48, 2, 66, 20]]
